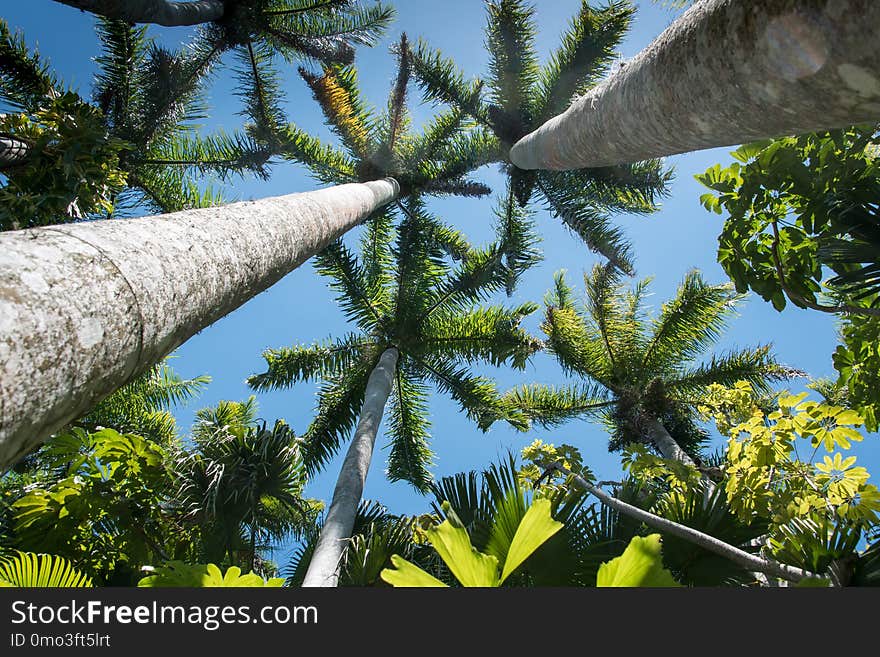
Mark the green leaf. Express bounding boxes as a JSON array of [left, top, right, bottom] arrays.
[[596, 535, 681, 587], [500, 497, 564, 583], [138, 562, 283, 587], [424, 509, 500, 587], [380, 555, 449, 588]]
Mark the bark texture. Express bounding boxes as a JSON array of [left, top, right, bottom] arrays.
[[0, 135, 31, 169], [510, 0, 880, 170], [0, 179, 399, 468], [302, 347, 400, 588], [53, 0, 225, 26]]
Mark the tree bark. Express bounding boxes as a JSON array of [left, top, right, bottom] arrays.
[[510, 0, 880, 171], [554, 463, 818, 584], [0, 135, 31, 169], [302, 347, 399, 588], [0, 179, 399, 469], [53, 0, 225, 26], [642, 415, 697, 468]]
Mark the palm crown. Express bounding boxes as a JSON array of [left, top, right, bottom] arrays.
[[410, 0, 672, 273], [278, 34, 498, 202], [249, 202, 542, 491], [506, 266, 797, 459]]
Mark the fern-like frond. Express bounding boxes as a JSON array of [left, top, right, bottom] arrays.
[[485, 0, 540, 129], [501, 383, 613, 430], [0, 19, 61, 112], [276, 123, 357, 183], [410, 39, 489, 124], [386, 372, 434, 492], [299, 64, 373, 158]]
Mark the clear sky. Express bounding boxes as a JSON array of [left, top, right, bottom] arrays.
[[4, 1, 878, 567]]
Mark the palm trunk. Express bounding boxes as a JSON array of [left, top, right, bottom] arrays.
[[0, 134, 30, 168], [0, 179, 399, 469], [53, 0, 225, 26], [642, 415, 697, 467], [302, 347, 399, 588], [510, 0, 880, 171]]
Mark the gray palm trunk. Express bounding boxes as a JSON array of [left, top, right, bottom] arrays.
[[302, 347, 400, 588], [642, 415, 697, 468], [0, 179, 399, 469], [0, 134, 30, 168], [510, 0, 880, 171], [53, 0, 225, 26]]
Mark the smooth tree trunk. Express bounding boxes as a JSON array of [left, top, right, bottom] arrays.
[[510, 0, 880, 171], [302, 348, 400, 588], [554, 464, 817, 584], [53, 0, 225, 26], [643, 415, 697, 468], [0, 135, 30, 168], [0, 179, 399, 469]]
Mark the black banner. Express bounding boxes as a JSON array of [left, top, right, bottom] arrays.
[[0, 588, 874, 652]]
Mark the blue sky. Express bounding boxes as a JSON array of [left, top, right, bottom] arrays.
[[4, 1, 878, 566]]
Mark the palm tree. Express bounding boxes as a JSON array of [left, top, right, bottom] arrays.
[[172, 399, 317, 573], [248, 202, 541, 586], [0, 18, 272, 228], [504, 266, 796, 467], [0, 175, 399, 470], [509, 0, 880, 170], [410, 0, 671, 273], [279, 34, 497, 206]]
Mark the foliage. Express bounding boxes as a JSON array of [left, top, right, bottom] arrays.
[[0, 92, 128, 229], [410, 0, 672, 271], [595, 534, 679, 587], [249, 201, 541, 491], [502, 266, 794, 461], [138, 562, 283, 587], [172, 400, 320, 572], [9, 428, 187, 584], [697, 127, 880, 429], [380, 498, 563, 587], [0, 551, 93, 587]]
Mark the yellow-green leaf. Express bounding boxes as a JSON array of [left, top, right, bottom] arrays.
[[380, 555, 448, 588], [500, 498, 564, 583], [596, 535, 681, 588]]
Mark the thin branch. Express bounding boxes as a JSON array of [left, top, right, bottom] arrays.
[[770, 220, 880, 318], [547, 462, 821, 585]]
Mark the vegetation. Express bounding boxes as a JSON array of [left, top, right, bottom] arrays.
[[0, 0, 878, 593]]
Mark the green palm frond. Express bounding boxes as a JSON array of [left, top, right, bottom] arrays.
[[536, 0, 632, 121], [501, 383, 612, 430], [141, 129, 272, 180], [537, 173, 634, 274], [248, 334, 374, 391], [415, 355, 507, 432], [485, 0, 540, 134], [302, 358, 375, 474], [92, 18, 148, 132], [236, 40, 287, 144], [421, 304, 540, 370], [128, 166, 227, 213], [409, 107, 468, 163], [0, 19, 61, 111], [0, 552, 93, 587], [667, 346, 798, 398], [410, 39, 489, 123], [269, 1, 395, 51], [642, 271, 741, 372], [277, 123, 357, 183], [316, 239, 389, 330], [542, 290, 611, 383], [386, 374, 433, 492]]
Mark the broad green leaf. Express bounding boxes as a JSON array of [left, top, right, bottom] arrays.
[[138, 562, 283, 587], [500, 498, 564, 583], [425, 516, 500, 587], [596, 535, 680, 588], [795, 577, 831, 587], [380, 555, 449, 588]]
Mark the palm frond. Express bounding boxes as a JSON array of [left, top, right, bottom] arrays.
[[386, 372, 434, 492], [235, 40, 287, 144], [501, 383, 612, 430], [410, 39, 489, 125], [0, 551, 93, 587], [277, 123, 357, 183], [536, 0, 632, 121], [315, 239, 389, 331], [92, 18, 149, 133], [642, 271, 741, 373], [299, 64, 373, 159], [0, 19, 61, 112], [667, 346, 799, 399], [248, 334, 374, 392], [415, 355, 507, 432], [141, 129, 272, 180], [485, 0, 540, 131]]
